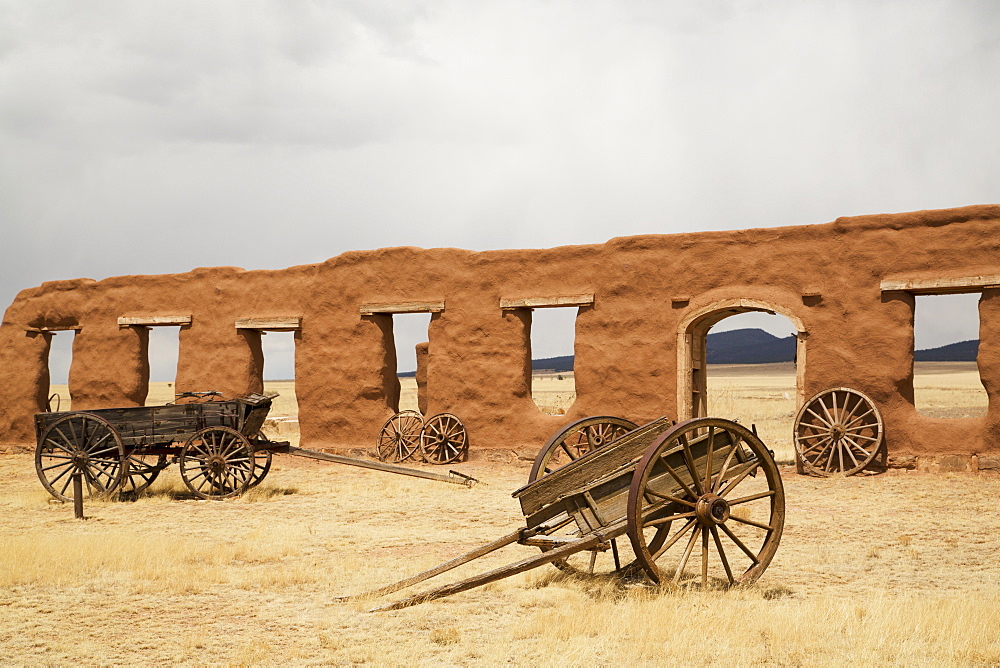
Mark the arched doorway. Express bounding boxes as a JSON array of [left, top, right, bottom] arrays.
[[677, 299, 807, 420]]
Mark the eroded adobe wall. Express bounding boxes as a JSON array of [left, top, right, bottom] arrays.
[[2, 205, 999, 464]]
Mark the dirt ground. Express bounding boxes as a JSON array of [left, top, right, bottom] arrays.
[[1, 448, 999, 666]]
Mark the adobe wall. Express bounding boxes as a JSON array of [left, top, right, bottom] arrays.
[[2, 205, 999, 465]]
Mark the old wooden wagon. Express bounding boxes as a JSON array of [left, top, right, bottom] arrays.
[[34, 393, 475, 502], [348, 415, 785, 610]]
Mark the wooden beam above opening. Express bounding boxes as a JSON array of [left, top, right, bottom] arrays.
[[500, 294, 595, 310], [235, 317, 302, 331], [880, 275, 1000, 294], [25, 325, 82, 333], [118, 315, 192, 328], [360, 301, 445, 315]]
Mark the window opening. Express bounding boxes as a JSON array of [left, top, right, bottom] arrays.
[[913, 293, 986, 418], [261, 330, 299, 418], [145, 327, 181, 405], [46, 331, 75, 411], [392, 312, 431, 413], [530, 307, 577, 415], [705, 311, 798, 463]]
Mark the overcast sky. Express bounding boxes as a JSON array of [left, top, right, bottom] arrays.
[[2, 1, 998, 382]]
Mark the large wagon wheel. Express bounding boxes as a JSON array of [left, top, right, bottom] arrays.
[[119, 453, 168, 496], [626, 418, 784, 589], [179, 426, 255, 499], [793, 387, 883, 476], [35, 413, 127, 502], [376, 411, 424, 462], [420, 413, 468, 464], [528, 416, 639, 483]]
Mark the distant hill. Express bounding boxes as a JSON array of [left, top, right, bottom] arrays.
[[399, 329, 978, 374]]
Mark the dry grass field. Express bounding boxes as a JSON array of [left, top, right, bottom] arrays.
[[7, 363, 996, 665]]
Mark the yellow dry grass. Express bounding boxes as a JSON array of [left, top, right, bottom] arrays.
[[7, 363, 993, 664]]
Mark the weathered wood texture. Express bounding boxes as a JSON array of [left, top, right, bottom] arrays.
[[234, 317, 301, 330], [117, 315, 192, 327], [499, 294, 594, 309]]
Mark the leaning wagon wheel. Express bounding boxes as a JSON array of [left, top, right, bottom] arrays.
[[793, 387, 883, 476], [626, 418, 784, 589], [35, 413, 127, 502], [420, 413, 468, 464], [377, 411, 424, 462], [119, 453, 168, 497], [527, 416, 640, 575], [528, 416, 639, 483], [179, 426, 255, 499]]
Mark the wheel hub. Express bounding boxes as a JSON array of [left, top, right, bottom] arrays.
[[831, 424, 846, 442], [207, 454, 227, 475], [695, 493, 731, 526], [71, 450, 89, 468]]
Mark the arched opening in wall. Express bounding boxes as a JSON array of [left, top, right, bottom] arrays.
[[529, 307, 577, 415], [913, 292, 986, 418], [46, 331, 75, 412], [392, 312, 431, 413], [146, 326, 181, 405], [261, 331, 299, 419], [678, 300, 805, 464]]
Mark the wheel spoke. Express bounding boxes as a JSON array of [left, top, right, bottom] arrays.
[[712, 436, 742, 494], [703, 426, 716, 495], [644, 510, 697, 527], [727, 515, 773, 531], [644, 487, 696, 508], [804, 408, 833, 428], [659, 458, 698, 501], [727, 489, 776, 506], [673, 522, 701, 584], [719, 522, 760, 564], [711, 526, 735, 585], [718, 461, 759, 498], [800, 436, 833, 455], [678, 433, 704, 496], [651, 518, 697, 560], [701, 527, 709, 589]]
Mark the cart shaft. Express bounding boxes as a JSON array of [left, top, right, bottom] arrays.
[[280, 445, 477, 486]]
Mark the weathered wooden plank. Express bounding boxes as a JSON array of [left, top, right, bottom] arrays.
[[118, 315, 192, 327], [499, 294, 594, 310], [25, 325, 82, 333], [880, 275, 1000, 294], [359, 301, 445, 315], [234, 317, 302, 330]]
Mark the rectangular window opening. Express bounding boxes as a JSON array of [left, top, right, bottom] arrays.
[[46, 331, 75, 412], [913, 293, 986, 419], [393, 312, 431, 414], [261, 331, 299, 419], [530, 307, 577, 415], [145, 327, 181, 406]]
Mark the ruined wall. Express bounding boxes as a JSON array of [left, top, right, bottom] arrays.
[[2, 205, 1000, 465]]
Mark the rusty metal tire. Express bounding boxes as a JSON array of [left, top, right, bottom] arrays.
[[528, 416, 638, 483], [377, 411, 424, 462], [35, 413, 127, 502], [626, 418, 784, 588], [179, 426, 255, 499], [420, 413, 468, 464], [793, 387, 883, 476]]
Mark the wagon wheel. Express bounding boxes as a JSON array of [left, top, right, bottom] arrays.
[[627, 418, 784, 589], [528, 416, 639, 483], [179, 426, 255, 499], [119, 453, 168, 496], [35, 413, 127, 502], [377, 411, 424, 462], [420, 413, 468, 464], [793, 387, 883, 476]]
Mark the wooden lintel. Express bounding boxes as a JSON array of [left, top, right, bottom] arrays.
[[360, 301, 445, 315], [499, 294, 594, 310], [880, 275, 1000, 294], [118, 315, 192, 328], [801, 288, 822, 297], [235, 317, 302, 331], [25, 325, 82, 333], [671, 295, 691, 305]]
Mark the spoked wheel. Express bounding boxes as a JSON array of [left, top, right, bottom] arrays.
[[35, 413, 127, 502], [377, 411, 424, 462], [420, 413, 468, 464], [179, 426, 255, 499], [528, 416, 638, 483], [119, 453, 168, 497], [627, 418, 784, 589], [794, 387, 884, 476]]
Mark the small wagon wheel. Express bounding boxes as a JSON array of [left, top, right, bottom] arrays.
[[119, 453, 168, 497], [35, 413, 127, 502], [528, 416, 639, 483], [179, 426, 255, 499], [626, 418, 784, 589], [420, 413, 468, 464], [377, 411, 424, 462], [793, 387, 883, 476]]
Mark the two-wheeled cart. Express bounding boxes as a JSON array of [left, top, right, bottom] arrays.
[[33, 393, 476, 502], [348, 416, 784, 611]]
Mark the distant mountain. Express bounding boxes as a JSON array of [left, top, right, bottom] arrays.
[[914, 339, 978, 362], [399, 329, 978, 374]]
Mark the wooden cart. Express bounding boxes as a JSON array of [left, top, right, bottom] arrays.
[[348, 416, 785, 611], [33, 393, 476, 502]]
